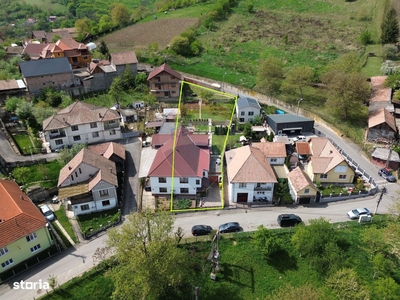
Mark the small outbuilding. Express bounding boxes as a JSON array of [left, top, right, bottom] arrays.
[[267, 114, 314, 135]]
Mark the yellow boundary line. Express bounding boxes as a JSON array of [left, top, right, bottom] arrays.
[[170, 80, 237, 212]]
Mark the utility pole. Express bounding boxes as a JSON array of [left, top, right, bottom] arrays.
[[194, 287, 199, 300]]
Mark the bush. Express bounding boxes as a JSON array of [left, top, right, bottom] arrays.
[[176, 199, 192, 209], [360, 30, 372, 45]]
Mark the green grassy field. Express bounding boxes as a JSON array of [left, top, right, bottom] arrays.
[[54, 206, 78, 244], [11, 160, 61, 188], [12, 133, 35, 155], [77, 208, 120, 236], [19, 0, 66, 13]]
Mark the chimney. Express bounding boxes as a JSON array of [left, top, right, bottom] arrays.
[[68, 166, 72, 170], [109, 167, 113, 173], [99, 113, 102, 118], [20, 195, 24, 200]]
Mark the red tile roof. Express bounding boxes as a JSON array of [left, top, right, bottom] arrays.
[[288, 166, 316, 192], [110, 51, 138, 65], [251, 142, 286, 158], [148, 127, 209, 177], [43, 101, 120, 131], [296, 142, 312, 155], [308, 137, 345, 174], [147, 63, 182, 80], [368, 107, 397, 131], [89, 142, 126, 160], [0, 180, 47, 248]]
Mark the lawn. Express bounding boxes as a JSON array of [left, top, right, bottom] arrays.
[[52, 222, 72, 250], [11, 160, 62, 189], [18, 0, 66, 13], [212, 133, 241, 155], [39, 217, 397, 299], [54, 206, 78, 244], [77, 208, 121, 236], [12, 133, 36, 155]]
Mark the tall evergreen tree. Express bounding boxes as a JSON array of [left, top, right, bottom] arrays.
[[380, 7, 399, 45]]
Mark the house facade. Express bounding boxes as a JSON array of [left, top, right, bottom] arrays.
[[236, 95, 261, 123], [287, 166, 318, 204], [225, 145, 278, 203], [367, 108, 397, 143], [57, 148, 120, 216], [0, 180, 53, 274], [304, 138, 355, 184], [147, 127, 210, 196], [147, 63, 182, 99], [43, 101, 121, 151], [19, 57, 78, 95]]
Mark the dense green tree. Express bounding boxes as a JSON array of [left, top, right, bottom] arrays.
[[98, 15, 114, 33], [60, 93, 74, 108], [326, 268, 370, 300], [199, 90, 213, 103], [280, 66, 314, 98], [110, 3, 130, 26], [380, 7, 399, 45], [15, 101, 34, 121], [5, 96, 21, 112], [99, 40, 109, 58], [322, 71, 370, 120], [142, 93, 157, 109], [57, 143, 87, 165], [38, 87, 62, 107], [324, 53, 362, 74], [120, 66, 136, 90], [12, 167, 30, 184], [170, 35, 191, 56], [108, 77, 124, 104], [75, 18, 90, 35], [385, 73, 400, 89], [372, 277, 400, 300], [106, 211, 193, 300], [382, 44, 398, 59], [256, 57, 284, 95], [131, 5, 149, 21], [243, 121, 252, 138], [253, 225, 283, 258], [33, 105, 57, 126]]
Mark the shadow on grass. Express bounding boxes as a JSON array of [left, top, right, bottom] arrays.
[[220, 263, 254, 293], [267, 249, 298, 273]]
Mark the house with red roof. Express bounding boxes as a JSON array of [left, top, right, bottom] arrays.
[[147, 63, 182, 99], [57, 148, 121, 216], [367, 107, 397, 143], [287, 166, 318, 204], [225, 144, 279, 203], [147, 127, 210, 196], [0, 180, 53, 275], [43, 101, 121, 151]]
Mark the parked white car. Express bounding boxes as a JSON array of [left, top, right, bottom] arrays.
[[347, 207, 371, 220]]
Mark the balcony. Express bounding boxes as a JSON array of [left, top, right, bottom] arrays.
[[254, 186, 272, 191], [49, 132, 66, 139], [104, 122, 120, 129]]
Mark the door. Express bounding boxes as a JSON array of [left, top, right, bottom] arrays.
[[237, 193, 248, 203]]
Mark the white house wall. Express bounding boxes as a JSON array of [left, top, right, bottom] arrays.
[[269, 157, 285, 165], [230, 182, 274, 203], [150, 176, 203, 195], [72, 196, 117, 216], [236, 107, 260, 123]]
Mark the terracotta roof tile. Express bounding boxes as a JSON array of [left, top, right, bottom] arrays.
[[288, 166, 316, 192], [225, 145, 277, 183], [251, 142, 286, 158], [148, 127, 209, 177], [110, 51, 138, 65], [308, 137, 344, 174], [368, 108, 397, 131], [147, 63, 182, 80], [89, 142, 126, 160], [0, 180, 47, 248], [296, 142, 312, 155]]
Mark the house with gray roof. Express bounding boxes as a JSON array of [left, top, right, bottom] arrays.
[[267, 114, 314, 135], [235, 95, 261, 123], [19, 57, 78, 95], [43, 101, 121, 151]]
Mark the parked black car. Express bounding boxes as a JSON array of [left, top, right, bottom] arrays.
[[378, 168, 396, 182], [191, 225, 212, 236], [277, 214, 302, 227], [219, 222, 240, 233]]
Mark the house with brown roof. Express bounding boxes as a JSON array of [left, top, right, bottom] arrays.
[[88, 142, 126, 171], [57, 148, 120, 216], [147, 63, 182, 99], [109, 51, 138, 76], [0, 180, 53, 274], [147, 127, 210, 196], [225, 145, 278, 203], [43, 101, 121, 151], [287, 167, 318, 204], [369, 76, 393, 113], [367, 108, 397, 143], [304, 137, 355, 184]]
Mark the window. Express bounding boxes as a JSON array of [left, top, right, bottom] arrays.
[[99, 189, 109, 196], [102, 200, 110, 206], [270, 158, 277, 163], [81, 204, 90, 211], [83, 56, 88, 59], [170, 76, 175, 79], [335, 166, 347, 172], [1, 259, 13, 268], [109, 120, 116, 124], [55, 139, 63, 145], [248, 111, 254, 116], [159, 177, 167, 183], [0, 247, 8, 257], [160, 187, 167, 193], [26, 232, 37, 242], [50, 130, 58, 134], [79, 168, 82, 174], [196, 180, 200, 185], [109, 129, 116, 135], [240, 111, 245, 116], [180, 177, 188, 184], [180, 188, 189, 193], [172, 91, 176, 94], [71, 125, 78, 131], [75, 171, 78, 177], [71, 175, 74, 180], [73, 135, 81, 141], [156, 76, 161, 82], [239, 118, 245, 122], [320, 174, 328, 179], [92, 132, 99, 138], [30, 244, 41, 253], [171, 83, 176, 87], [239, 183, 247, 188], [339, 175, 347, 180], [304, 189, 310, 194], [90, 122, 97, 128]]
